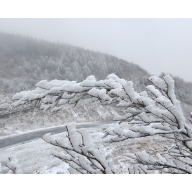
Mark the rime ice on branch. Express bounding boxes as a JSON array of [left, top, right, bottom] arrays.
[[12, 73, 191, 144], [13, 74, 192, 174], [0, 156, 21, 174], [42, 122, 119, 174]]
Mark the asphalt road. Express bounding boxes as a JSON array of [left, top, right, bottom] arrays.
[[0, 121, 115, 150]]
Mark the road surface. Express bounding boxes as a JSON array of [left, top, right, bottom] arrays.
[[0, 121, 115, 150]]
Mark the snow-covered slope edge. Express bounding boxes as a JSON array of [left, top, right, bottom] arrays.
[[0, 98, 121, 137]]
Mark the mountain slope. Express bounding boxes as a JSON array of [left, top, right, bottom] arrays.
[[0, 31, 192, 120], [0, 31, 149, 94]]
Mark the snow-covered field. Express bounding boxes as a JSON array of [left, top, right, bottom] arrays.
[[0, 123, 174, 174]]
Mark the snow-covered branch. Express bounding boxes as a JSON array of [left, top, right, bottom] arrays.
[[103, 123, 183, 143], [11, 74, 186, 131], [0, 156, 21, 174], [42, 122, 119, 174], [126, 145, 192, 174], [13, 73, 192, 173], [13, 73, 192, 148]]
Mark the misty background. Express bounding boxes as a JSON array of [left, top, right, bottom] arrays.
[[1, 1, 192, 180], [0, 18, 192, 82]]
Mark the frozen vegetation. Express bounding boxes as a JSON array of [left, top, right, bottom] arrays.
[[1, 73, 192, 174], [1, 31, 192, 120], [1, 32, 192, 174], [0, 31, 149, 94], [0, 98, 120, 137], [0, 123, 174, 174]]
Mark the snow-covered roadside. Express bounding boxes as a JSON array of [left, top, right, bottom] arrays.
[[0, 99, 122, 138], [0, 123, 174, 174], [0, 124, 66, 140], [0, 121, 114, 140]]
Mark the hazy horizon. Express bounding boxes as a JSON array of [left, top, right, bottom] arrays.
[[1, 18, 192, 82]]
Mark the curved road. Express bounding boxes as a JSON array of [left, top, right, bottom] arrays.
[[0, 121, 115, 150]]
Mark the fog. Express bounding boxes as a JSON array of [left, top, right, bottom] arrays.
[[1, 18, 192, 82]]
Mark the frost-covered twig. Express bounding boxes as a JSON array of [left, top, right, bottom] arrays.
[[0, 156, 21, 174], [126, 146, 192, 174], [103, 123, 183, 143], [42, 122, 119, 174]]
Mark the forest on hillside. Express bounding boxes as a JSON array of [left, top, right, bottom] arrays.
[[0, 32, 149, 93], [0, 31, 192, 118]]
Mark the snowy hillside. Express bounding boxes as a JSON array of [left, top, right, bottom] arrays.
[[0, 31, 149, 94], [0, 98, 121, 137]]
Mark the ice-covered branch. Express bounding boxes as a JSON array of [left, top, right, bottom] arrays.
[[12, 73, 192, 173], [103, 123, 183, 143], [42, 122, 119, 174], [13, 73, 192, 147], [0, 156, 21, 174], [126, 145, 192, 174]]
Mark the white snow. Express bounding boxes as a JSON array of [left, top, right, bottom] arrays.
[[0, 123, 174, 174], [0, 98, 121, 138]]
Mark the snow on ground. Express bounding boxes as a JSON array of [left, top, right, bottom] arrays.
[[0, 133, 70, 174], [0, 99, 122, 138], [0, 121, 112, 140], [0, 123, 174, 174], [92, 124, 174, 174]]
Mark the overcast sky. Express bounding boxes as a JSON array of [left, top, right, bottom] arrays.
[[0, 18, 192, 82]]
